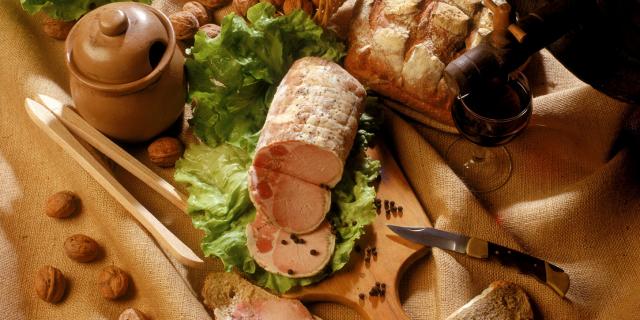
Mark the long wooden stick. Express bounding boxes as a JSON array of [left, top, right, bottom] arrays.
[[25, 98, 203, 268], [37, 94, 189, 213]]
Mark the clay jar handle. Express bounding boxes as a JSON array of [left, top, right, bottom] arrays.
[[100, 9, 128, 36]]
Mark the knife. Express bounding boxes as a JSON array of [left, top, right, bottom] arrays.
[[387, 225, 570, 297]]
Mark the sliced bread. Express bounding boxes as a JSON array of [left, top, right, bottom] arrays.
[[446, 281, 534, 320]]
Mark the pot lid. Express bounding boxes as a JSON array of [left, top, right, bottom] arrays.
[[66, 2, 173, 85]]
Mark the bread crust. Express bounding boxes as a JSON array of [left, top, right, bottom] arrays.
[[346, 0, 492, 127]]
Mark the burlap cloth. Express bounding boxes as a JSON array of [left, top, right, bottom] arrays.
[[2, 0, 639, 319]]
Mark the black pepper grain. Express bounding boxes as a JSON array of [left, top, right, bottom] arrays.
[[310, 249, 319, 256], [384, 200, 389, 209], [359, 293, 365, 300], [355, 244, 361, 253], [281, 240, 288, 245], [390, 201, 395, 207], [398, 206, 403, 212], [287, 269, 294, 275], [352, 221, 357, 226]]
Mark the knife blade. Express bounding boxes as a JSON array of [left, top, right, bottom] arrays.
[[387, 225, 570, 297]]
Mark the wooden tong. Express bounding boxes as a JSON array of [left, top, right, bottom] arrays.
[[25, 97, 203, 267]]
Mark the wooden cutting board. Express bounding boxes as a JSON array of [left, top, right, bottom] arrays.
[[288, 144, 433, 320]]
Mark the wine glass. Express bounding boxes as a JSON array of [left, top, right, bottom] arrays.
[[446, 72, 532, 192]]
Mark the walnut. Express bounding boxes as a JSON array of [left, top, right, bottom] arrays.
[[169, 11, 200, 40], [196, 0, 229, 9], [42, 16, 75, 40], [35, 266, 67, 303], [199, 23, 221, 38], [183, 1, 210, 26], [119, 308, 149, 320], [283, 0, 314, 16], [98, 266, 130, 300], [147, 137, 184, 168], [45, 191, 80, 218], [64, 234, 100, 263], [232, 0, 259, 17]]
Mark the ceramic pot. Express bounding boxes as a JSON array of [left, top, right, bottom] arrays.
[[65, 2, 185, 142]]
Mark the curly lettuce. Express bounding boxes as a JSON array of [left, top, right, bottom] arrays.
[[175, 3, 380, 293]]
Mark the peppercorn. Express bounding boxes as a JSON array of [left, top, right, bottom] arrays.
[[384, 200, 389, 209], [398, 206, 403, 212], [359, 293, 365, 300], [352, 221, 358, 226], [310, 249, 319, 256], [390, 201, 395, 207], [287, 269, 294, 275], [281, 240, 288, 245], [355, 244, 361, 253]]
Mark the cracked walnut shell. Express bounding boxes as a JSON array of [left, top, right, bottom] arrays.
[[98, 266, 130, 300], [119, 308, 149, 320], [35, 266, 67, 303]]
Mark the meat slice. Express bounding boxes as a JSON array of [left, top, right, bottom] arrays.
[[246, 213, 335, 278], [253, 57, 367, 188], [230, 299, 314, 320], [248, 166, 331, 234], [202, 272, 315, 320]]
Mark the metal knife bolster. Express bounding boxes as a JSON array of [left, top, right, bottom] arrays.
[[465, 238, 570, 297]]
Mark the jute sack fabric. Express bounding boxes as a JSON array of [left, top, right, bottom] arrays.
[[1, 0, 639, 319]]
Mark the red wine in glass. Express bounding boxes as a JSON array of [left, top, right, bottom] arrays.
[[452, 74, 532, 146], [446, 72, 532, 192]]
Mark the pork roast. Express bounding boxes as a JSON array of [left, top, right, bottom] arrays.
[[246, 213, 336, 278], [248, 166, 331, 234], [253, 57, 367, 188]]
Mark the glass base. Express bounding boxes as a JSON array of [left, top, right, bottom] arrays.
[[446, 138, 512, 193]]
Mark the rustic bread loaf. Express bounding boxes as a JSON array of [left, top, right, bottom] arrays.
[[446, 280, 534, 320], [345, 0, 496, 126]]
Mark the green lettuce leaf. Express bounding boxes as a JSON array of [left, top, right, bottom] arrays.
[[175, 3, 380, 293], [21, 0, 151, 21], [185, 3, 344, 151]]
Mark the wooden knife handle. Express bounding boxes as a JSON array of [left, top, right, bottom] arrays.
[[467, 238, 570, 297]]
